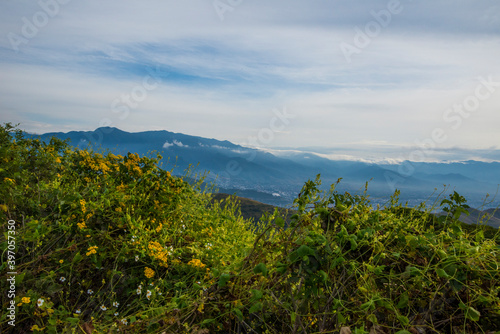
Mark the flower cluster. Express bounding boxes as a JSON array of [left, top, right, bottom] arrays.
[[4, 177, 15, 184], [86, 245, 98, 256], [21, 297, 31, 304], [77, 150, 111, 174], [80, 199, 86, 213], [123, 153, 143, 176], [188, 258, 206, 270], [148, 241, 168, 268], [144, 267, 155, 279]]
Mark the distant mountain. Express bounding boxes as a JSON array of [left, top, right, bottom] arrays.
[[33, 127, 500, 209]]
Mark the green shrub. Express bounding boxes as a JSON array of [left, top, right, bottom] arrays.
[[1, 124, 499, 333]]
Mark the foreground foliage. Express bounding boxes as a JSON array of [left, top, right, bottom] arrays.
[[0, 123, 499, 334]]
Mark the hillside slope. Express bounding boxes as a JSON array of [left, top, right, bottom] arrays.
[[1, 124, 499, 333]]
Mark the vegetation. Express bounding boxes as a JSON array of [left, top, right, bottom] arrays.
[[1, 123, 499, 334]]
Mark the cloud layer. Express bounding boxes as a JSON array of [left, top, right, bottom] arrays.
[[1, 0, 499, 161]]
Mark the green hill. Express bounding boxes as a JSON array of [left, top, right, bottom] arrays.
[[1, 123, 499, 334]]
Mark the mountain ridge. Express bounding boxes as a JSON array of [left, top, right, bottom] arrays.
[[32, 127, 500, 209]]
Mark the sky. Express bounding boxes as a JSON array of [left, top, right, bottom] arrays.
[[1, 0, 499, 162]]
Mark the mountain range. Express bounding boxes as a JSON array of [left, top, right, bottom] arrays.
[[33, 127, 500, 209]]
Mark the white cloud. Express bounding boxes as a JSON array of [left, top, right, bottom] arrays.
[[162, 142, 174, 149], [0, 0, 499, 161], [163, 140, 188, 149]]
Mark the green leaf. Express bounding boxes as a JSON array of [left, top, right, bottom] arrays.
[[253, 263, 268, 276], [395, 331, 412, 334], [248, 302, 262, 313], [72, 251, 82, 264], [275, 262, 287, 274], [361, 300, 375, 311], [367, 314, 378, 324], [250, 289, 263, 302], [296, 244, 315, 257], [318, 270, 328, 282], [232, 308, 243, 320], [396, 291, 409, 309], [15, 272, 26, 284], [436, 268, 449, 278], [459, 302, 480, 321], [397, 315, 409, 327], [275, 216, 285, 228], [218, 273, 231, 287], [201, 318, 216, 326]]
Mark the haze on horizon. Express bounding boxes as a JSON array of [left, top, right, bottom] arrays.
[[1, 0, 499, 162]]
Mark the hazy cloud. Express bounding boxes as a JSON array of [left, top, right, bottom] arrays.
[[1, 0, 499, 161]]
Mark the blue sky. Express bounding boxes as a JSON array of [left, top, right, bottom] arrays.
[[1, 0, 499, 162]]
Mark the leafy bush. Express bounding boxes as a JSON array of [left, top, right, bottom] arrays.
[[1, 124, 499, 333]]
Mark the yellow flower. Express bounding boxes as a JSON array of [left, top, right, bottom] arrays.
[[79, 199, 86, 213], [0, 204, 8, 212], [144, 267, 155, 279], [188, 259, 206, 269], [4, 177, 15, 184], [55, 157, 61, 163], [77, 221, 87, 230], [22, 297, 31, 304], [148, 241, 168, 267], [59, 260, 63, 264], [86, 246, 98, 256]]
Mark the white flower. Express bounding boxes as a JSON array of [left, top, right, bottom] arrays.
[[121, 318, 128, 325], [113, 301, 119, 307], [135, 255, 139, 262], [100, 305, 107, 311], [114, 312, 119, 316], [136, 288, 142, 295], [59, 277, 66, 282], [75, 309, 81, 314], [146, 290, 152, 300], [87, 289, 94, 295], [37, 298, 44, 307]]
